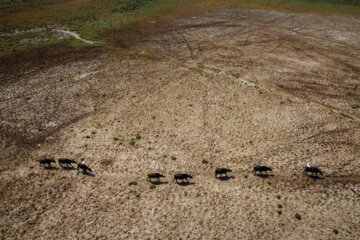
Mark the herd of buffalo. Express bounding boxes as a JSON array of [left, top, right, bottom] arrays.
[[39, 158, 324, 183]]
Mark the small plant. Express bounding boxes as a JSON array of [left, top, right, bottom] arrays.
[[196, 193, 201, 197], [323, 183, 329, 188], [136, 193, 140, 198], [129, 139, 135, 145], [276, 194, 281, 199], [91, 131, 96, 134], [150, 185, 156, 190], [267, 181, 272, 185], [277, 210, 282, 215], [278, 204, 283, 209], [25, 97, 31, 100], [249, 140, 253, 145], [244, 175, 248, 179], [136, 134, 141, 140], [85, 135, 90, 139], [295, 213, 301, 220], [129, 181, 138, 186], [113, 137, 119, 141], [171, 156, 177, 160], [148, 147, 152, 150], [333, 229, 339, 234], [280, 101, 285, 104], [163, 154, 167, 158], [152, 116, 156, 119], [202, 159, 209, 164], [189, 104, 193, 107], [59, 78, 64, 81], [351, 105, 359, 109]]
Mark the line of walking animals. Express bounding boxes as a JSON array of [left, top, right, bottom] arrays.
[[39, 158, 323, 182], [39, 158, 92, 174]]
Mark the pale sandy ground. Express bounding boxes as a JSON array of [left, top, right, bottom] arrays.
[[0, 8, 360, 239]]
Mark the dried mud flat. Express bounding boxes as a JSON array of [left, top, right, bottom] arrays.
[[1, 8, 360, 240]]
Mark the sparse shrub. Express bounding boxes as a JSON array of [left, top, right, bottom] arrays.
[[136, 194, 140, 198], [113, 137, 119, 141], [189, 104, 193, 107], [267, 181, 272, 185], [351, 105, 359, 109], [148, 147, 152, 150], [59, 78, 64, 81], [171, 156, 177, 160], [152, 116, 156, 119], [244, 175, 248, 179], [202, 159, 209, 164], [163, 154, 167, 158], [129, 139, 135, 145], [280, 101, 285, 104], [323, 183, 329, 188], [277, 210, 282, 215], [85, 135, 90, 139], [276, 194, 281, 199], [249, 140, 253, 145], [129, 181, 138, 186], [295, 213, 301, 220], [25, 97, 31, 100], [150, 185, 156, 190], [333, 229, 339, 234], [136, 134, 141, 140], [278, 204, 283, 209]]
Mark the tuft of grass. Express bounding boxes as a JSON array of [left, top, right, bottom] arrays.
[[171, 156, 177, 160], [295, 213, 302, 220], [351, 105, 359, 109], [85, 135, 90, 139], [129, 181, 138, 186], [150, 184, 156, 190], [163, 154, 167, 158], [341, 113, 354, 119], [136, 134, 141, 140], [202, 159, 209, 164], [267, 181, 272, 185], [277, 210, 282, 215], [129, 139, 136, 145], [276, 194, 281, 199], [189, 104, 193, 107], [333, 229, 339, 234], [278, 204, 283, 209], [113, 137, 119, 141]]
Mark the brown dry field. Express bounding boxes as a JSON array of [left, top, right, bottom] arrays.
[[1, 8, 360, 240]]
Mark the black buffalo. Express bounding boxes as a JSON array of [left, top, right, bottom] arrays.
[[77, 163, 92, 173], [39, 159, 55, 168], [253, 166, 272, 175], [304, 166, 323, 176], [173, 173, 193, 183], [215, 168, 232, 178], [58, 158, 76, 167], [147, 173, 165, 182]]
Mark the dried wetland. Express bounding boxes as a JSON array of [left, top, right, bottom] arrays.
[[0, 1, 360, 239]]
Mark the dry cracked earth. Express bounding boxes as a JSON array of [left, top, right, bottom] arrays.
[[1, 8, 360, 239]]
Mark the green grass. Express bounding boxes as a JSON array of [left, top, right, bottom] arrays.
[[277, 210, 282, 215], [1, 0, 360, 59], [276, 194, 281, 199], [202, 159, 209, 164], [295, 213, 302, 220], [333, 229, 339, 234], [278, 204, 283, 209], [171, 156, 177, 160]]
